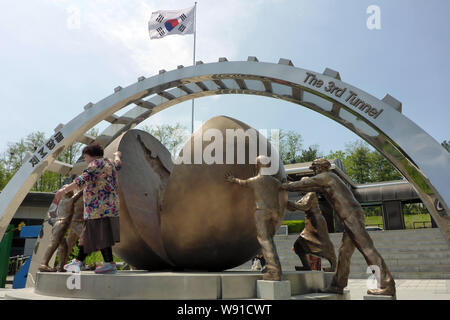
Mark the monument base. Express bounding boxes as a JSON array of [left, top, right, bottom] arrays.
[[292, 289, 351, 300], [257, 280, 291, 300], [364, 294, 397, 300], [2, 270, 349, 300]]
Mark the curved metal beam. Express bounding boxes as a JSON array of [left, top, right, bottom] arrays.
[[0, 57, 449, 245]]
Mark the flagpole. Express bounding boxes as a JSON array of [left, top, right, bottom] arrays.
[[191, 2, 197, 134]]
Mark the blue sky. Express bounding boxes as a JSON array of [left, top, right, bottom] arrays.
[[0, 0, 449, 156]]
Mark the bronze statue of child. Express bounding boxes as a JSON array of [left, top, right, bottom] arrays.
[[287, 190, 337, 272]]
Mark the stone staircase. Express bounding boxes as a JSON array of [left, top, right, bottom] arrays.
[[235, 228, 450, 279]]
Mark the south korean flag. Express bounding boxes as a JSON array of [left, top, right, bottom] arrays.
[[148, 5, 195, 39]]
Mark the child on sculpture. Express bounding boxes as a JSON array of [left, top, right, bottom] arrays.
[[286, 190, 337, 272], [225, 155, 286, 281], [54, 143, 122, 274]]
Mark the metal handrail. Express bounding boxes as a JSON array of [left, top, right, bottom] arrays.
[[8, 255, 30, 275]]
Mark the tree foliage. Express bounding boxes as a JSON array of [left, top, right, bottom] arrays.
[[297, 145, 321, 163], [442, 140, 450, 152], [326, 140, 403, 184], [140, 123, 189, 157], [0, 128, 100, 192], [278, 130, 303, 164]]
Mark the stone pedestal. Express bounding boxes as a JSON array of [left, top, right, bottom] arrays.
[[323, 272, 334, 289], [4, 271, 330, 300], [256, 280, 291, 300], [364, 294, 396, 300]]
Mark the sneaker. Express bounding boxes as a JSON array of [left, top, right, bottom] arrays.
[[94, 262, 117, 274], [64, 259, 82, 273]]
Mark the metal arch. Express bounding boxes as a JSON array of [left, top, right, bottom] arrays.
[[0, 57, 449, 244]]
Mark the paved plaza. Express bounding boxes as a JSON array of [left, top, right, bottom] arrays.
[[344, 279, 450, 300], [1, 276, 449, 300]]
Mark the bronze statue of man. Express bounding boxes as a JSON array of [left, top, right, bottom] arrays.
[[281, 158, 396, 296], [38, 191, 83, 272], [287, 191, 337, 272], [226, 155, 285, 281]]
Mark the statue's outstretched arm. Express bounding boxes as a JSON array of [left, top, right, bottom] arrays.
[[225, 172, 249, 187], [286, 200, 299, 211], [281, 176, 323, 192], [287, 194, 311, 211]]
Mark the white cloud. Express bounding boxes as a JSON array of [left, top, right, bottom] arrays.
[[66, 5, 81, 30], [50, 0, 274, 78]]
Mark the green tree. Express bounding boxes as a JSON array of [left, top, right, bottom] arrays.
[[326, 140, 402, 184], [60, 128, 100, 166], [343, 141, 371, 184], [297, 145, 322, 162], [0, 130, 89, 192], [326, 150, 346, 161], [140, 123, 189, 157], [442, 140, 450, 152], [5, 138, 28, 172], [368, 151, 402, 182], [278, 130, 303, 164], [0, 159, 8, 190]]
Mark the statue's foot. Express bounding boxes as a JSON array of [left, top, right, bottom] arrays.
[[367, 287, 396, 296], [294, 266, 311, 271], [319, 286, 344, 294], [57, 268, 67, 273], [262, 270, 281, 281], [322, 267, 335, 272], [38, 265, 57, 272]]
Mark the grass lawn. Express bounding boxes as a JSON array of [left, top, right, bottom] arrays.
[[365, 216, 384, 228], [84, 251, 123, 266], [66, 245, 123, 267], [364, 214, 432, 229]]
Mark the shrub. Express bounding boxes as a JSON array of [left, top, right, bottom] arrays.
[[283, 220, 305, 234]]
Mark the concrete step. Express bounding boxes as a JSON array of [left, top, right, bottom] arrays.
[[348, 251, 450, 260], [349, 264, 450, 273], [337, 242, 449, 248], [338, 257, 450, 266], [276, 239, 450, 249], [278, 234, 448, 243], [291, 290, 350, 300], [271, 252, 449, 260], [0, 289, 17, 300], [3, 288, 81, 300], [349, 272, 450, 280], [329, 229, 444, 237], [338, 242, 448, 248], [279, 249, 450, 259]]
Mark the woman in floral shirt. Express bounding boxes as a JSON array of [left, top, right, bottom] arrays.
[[55, 143, 122, 274]]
